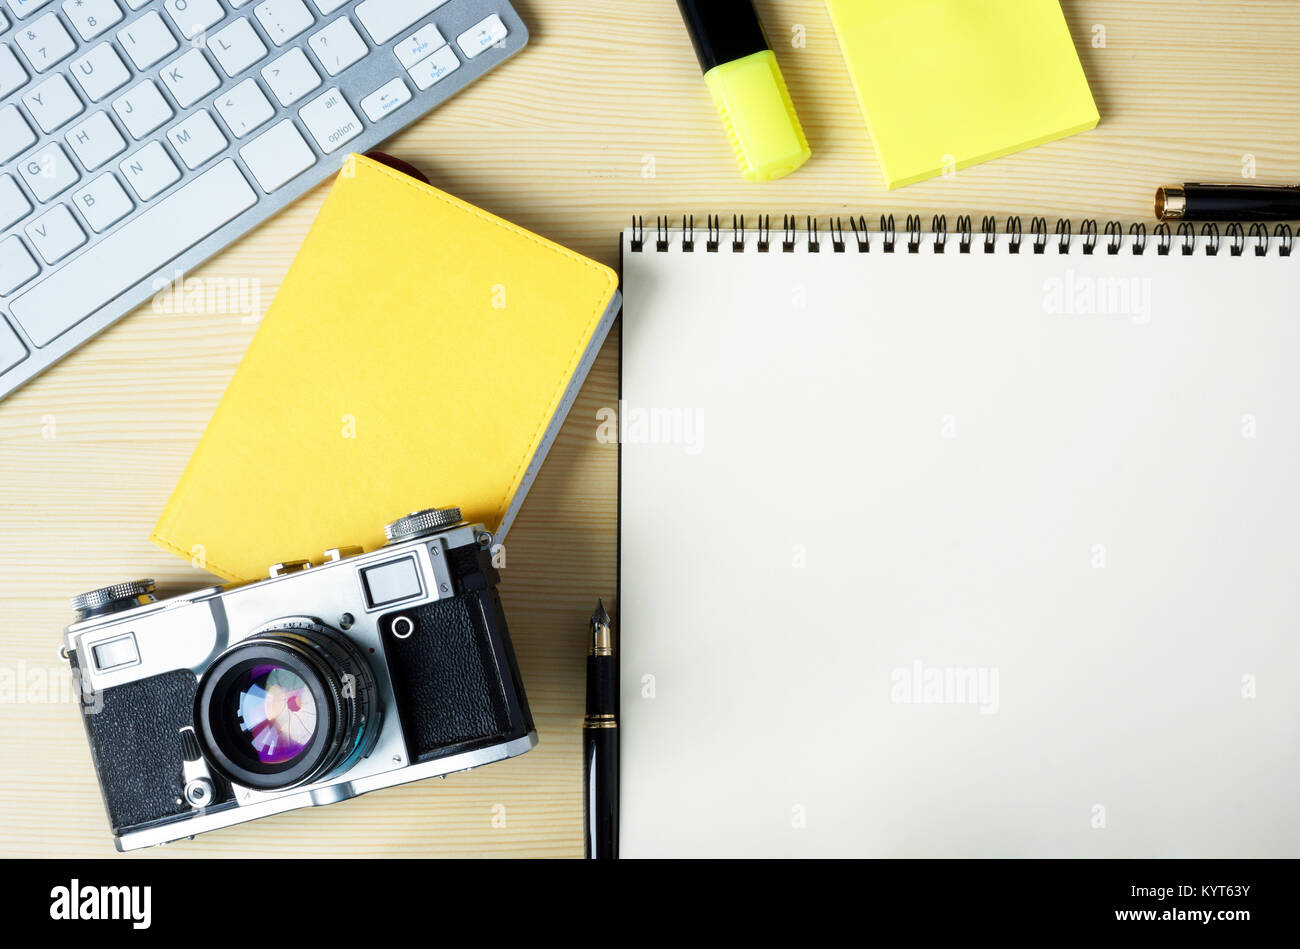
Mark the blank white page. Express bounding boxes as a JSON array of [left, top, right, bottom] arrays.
[[619, 225, 1300, 857]]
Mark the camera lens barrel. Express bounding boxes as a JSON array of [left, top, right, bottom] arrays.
[[194, 621, 379, 792]]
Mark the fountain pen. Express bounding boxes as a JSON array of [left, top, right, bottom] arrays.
[[1156, 183, 1300, 221], [583, 599, 618, 859]]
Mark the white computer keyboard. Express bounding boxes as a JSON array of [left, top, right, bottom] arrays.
[[0, 0, 526, 398]]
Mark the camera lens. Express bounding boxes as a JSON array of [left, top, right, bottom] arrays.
[[195, 622, 379, 791], [232, 664, 318, 765]]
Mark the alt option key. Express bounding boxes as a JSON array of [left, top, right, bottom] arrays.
[[298, 87, 363, 154]]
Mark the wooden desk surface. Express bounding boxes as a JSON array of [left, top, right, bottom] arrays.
[[2, 0, 1296, 858]]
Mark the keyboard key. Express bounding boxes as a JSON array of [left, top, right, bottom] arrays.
[[309, 0, 346, 13], [5, 0, 53, 18], [0, 316, 27, 374], [62, 0, 123, 40], [163, 0, 223, 39], [456, 13, 506, 59], [71, 172, 133, 231], [25, 203, 86, 263], [167, 108, 226, 168], [70, 42, 130, 101], [65, 109, 126, 169], [10, 159, 257, 345], [359, 75, 409, 122], [119, 139, 180, 200], [0, 236, 40, 296], [0, 105, 37, 162], [261, 45, 318, 106], [0, 174, 33, 230], [15, 11, 76, 71], [452, 13, 501, 59], [407, 42, 456, 90], [22, 73, 83, 131], [254, 0, 313, 46], [0, 43, 30, 98], [309, 17, 366, 76], [209, 17, 267, 77], [19, 142, 80, 201], [118, 11, 177, 70], [298, 87, 360, 154], [161, 47, 220, 108], [393, 22, 442, 70], [215, 77, 273, 137], [239, 118, 314, 192], [355, 0, 443, 45], [112, 79, 173, 138]]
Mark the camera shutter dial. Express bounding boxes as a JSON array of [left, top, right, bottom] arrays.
[[71, 579, 157, 620], [384, 507, 463, 543]]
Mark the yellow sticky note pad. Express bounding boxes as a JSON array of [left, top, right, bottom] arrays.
[[825, 0, 1099, 189], [152, 155, 620, 583]]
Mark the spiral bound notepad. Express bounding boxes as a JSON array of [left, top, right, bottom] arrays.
[[618, 215, 1300, 857]]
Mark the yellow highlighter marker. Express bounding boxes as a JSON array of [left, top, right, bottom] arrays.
[[677, 0, 811, 182]]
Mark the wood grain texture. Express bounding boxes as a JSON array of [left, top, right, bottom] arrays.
[[1, 0, 1297, 858]]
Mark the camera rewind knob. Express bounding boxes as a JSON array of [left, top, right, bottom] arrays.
[[384, 507, 463, 543], [71, 579, 157, 620]]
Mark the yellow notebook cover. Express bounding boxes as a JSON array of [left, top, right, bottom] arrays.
[[152, 155, 620, 583], [825, 0, 1099, 189]]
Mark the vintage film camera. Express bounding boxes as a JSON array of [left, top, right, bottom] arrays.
[[62, 507, 535, 850]]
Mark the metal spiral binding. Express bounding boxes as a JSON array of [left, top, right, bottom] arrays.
[[1031, 217, 1048, 254], [628, 215, 1296, 256], [880, 214, 896, 253], [1154, 223, 1172, 256], [932, 215, 947, 254], [1104, 221, 1122, 255], [1054, 218, 1071, 254], [849, 216, 869, 252], [829, 218, 846, 253], [1130, 223, 1147, 255], [1080, 219, 1098, 255]]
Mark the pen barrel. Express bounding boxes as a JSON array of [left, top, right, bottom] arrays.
[[1182, 185, 1300, 222], [585, 654, 615, 714], [582, 724, 618, 859]]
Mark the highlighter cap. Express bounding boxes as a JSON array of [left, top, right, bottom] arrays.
[[677, 0, 811, 182]]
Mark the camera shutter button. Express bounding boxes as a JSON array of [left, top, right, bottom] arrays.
[[383, 507, 463, 542], [71, 579, 156, 620]]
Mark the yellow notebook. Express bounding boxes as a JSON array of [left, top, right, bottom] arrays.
[[152, 155, 620, 583], [825, 0, 1099, 189]]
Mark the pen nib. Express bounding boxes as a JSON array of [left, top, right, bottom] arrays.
[[591, 598, 611, 629]]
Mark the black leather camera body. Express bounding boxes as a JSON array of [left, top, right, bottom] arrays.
[[62, 507, 536, 851]]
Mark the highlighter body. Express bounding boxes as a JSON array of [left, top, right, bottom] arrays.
[[678, 0, 811, 182], [704, 49, 811, 182]]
